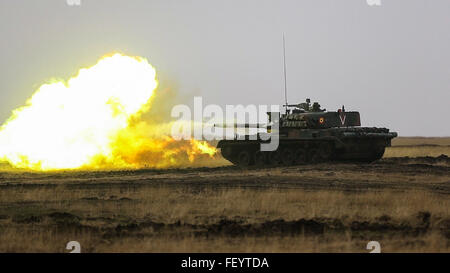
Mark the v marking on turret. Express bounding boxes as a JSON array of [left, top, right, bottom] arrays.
[[339, 112, 346, 126]]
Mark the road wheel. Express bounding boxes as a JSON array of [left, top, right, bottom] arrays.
[[237, 150, 252, 167], [294, 148, 307, 165], [281, 148, 295, 166], [254, 151, 266, 167], [221, 145, 233, 158], [268, 150, 281, 166], [308, 148, 321, 163], [318, 143, 334, 161]]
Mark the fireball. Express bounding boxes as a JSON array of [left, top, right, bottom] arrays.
[[0, 53, 216, 170]]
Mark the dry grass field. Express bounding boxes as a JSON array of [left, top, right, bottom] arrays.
[[385, 137, 450, 158], [0, 137, 449, 252]]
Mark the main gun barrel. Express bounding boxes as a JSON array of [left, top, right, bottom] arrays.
[[213, 123, 267, 128]]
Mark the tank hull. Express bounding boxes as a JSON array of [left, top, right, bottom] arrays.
[[217, 127, 397, 167]]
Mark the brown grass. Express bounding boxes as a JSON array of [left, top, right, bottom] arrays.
[[385, 137, 450, 158], [0, 185, 448, 252], [391, 137, 450, 146], [0, 137, 449, 253]]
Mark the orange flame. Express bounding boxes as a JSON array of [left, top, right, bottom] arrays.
[[0, 53, 216, 170]]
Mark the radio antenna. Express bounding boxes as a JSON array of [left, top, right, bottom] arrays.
[[282, 33, 288, 114]]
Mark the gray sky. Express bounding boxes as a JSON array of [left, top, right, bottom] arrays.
[[0, 0, 449, 136]]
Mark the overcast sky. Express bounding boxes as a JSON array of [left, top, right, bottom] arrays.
[[0, 0, 449, 136]]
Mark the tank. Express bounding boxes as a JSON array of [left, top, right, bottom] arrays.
[[216, 99, 397, 166]]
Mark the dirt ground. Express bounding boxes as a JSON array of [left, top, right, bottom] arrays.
[[0, 137, 449, 252]]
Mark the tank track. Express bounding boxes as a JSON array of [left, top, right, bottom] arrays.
[[218, 139, 387, 167]]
